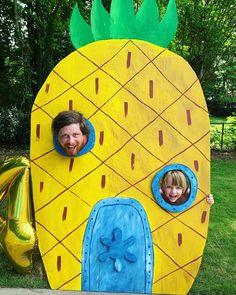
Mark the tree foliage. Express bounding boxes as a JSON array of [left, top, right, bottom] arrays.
[[0, 0, 235, 119], [173, 0, 236, 115]]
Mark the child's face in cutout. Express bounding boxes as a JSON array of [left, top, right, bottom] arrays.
[[162, 175, 184, 203]]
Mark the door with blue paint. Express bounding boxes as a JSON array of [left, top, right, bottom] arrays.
[[82, 198, 154, 293]]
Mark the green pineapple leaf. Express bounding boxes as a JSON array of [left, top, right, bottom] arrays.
[[110, 0, 136, 39], [91, 0, 110, 41], [70, 0, 178, 49], [135, 0, 160, 44], [155, 0, 178, 47], [70, 3, 94, 49]]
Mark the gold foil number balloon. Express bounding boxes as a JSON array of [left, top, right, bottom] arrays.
[[0, 157, 36, 273]]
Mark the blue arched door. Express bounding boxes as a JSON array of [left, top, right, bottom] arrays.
[[82, 198, 154, 293]]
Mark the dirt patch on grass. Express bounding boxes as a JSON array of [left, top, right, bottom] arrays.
[[211, 150, 236, 160]]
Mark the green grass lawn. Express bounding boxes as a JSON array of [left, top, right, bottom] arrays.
[[0, 150, 235, 294], [189, 154, 236, 295]]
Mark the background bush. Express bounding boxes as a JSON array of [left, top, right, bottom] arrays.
[[210, 115, 236, 151], [0, 106, 30, 145]]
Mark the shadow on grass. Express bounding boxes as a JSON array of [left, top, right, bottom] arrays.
[[0, 248, 49, 289]]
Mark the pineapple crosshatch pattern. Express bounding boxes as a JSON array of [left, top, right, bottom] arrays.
[[30, 0, 211, 294], [31, 39, 211, 294]]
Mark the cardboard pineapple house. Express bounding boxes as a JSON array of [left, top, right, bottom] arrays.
[[30, 0, 211, 293]]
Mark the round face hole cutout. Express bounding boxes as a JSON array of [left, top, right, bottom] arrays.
[[53, 119, 95, 158], [152, 164, 198, 213]]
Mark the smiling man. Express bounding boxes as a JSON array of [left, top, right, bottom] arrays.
[[52, 111, 90, 157]]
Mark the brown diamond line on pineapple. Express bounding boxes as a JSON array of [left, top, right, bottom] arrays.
[[30, 0, 211, 294]]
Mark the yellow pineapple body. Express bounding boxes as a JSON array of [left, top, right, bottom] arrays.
[[31, 39, 210, 294]]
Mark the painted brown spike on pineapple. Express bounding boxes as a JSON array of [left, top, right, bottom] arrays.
[[194, 160, 199, 171], [186, 109, 192, 125], [124, 102, 128, 117], [95, 77, 99, 94], [158, 130, 163, 146], [131, 153, 135, 170], [201, 211, 207, 223], [99, 131, 104, 145], [101, 175, 106, 189], [178, 233, 183, 246], [149, 80, 154, 98], [127, 52, 131, 68], [40, 181, 44, 192], [69, 100, 73, 111], [69, 159, 74, 172], [62, 207, 67, 221], [45, 83, 50, 93], [57, 256, 61, 271], [36, 124, 40, 139]]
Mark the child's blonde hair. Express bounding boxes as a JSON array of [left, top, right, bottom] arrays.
[[161, 170, 188, 193]]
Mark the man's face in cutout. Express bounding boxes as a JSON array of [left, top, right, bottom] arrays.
[[58, 123, 86, 156]]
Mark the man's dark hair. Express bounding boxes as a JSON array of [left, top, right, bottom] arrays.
[[52, 111, 90, 136]]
